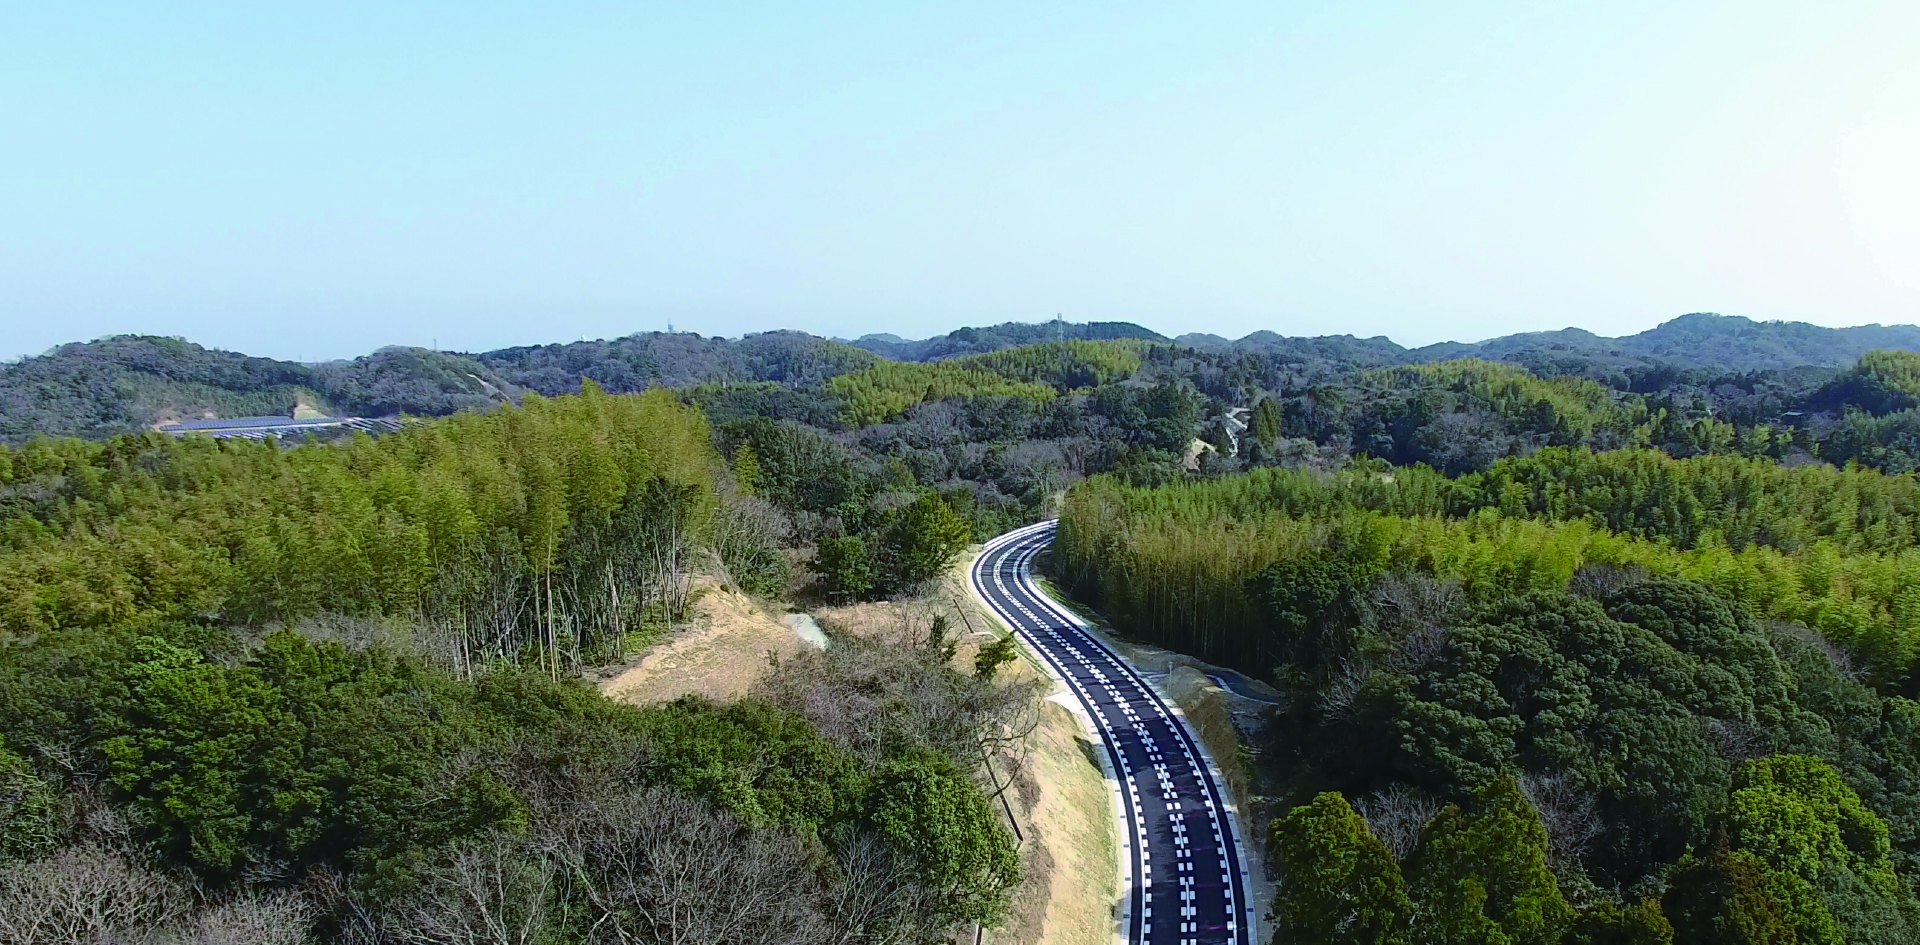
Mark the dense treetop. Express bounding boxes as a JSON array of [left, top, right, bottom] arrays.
[[473, 329, 882, 396], [848, 318, 1168, 360]]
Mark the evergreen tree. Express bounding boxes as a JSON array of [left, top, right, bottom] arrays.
[[869, 748, 1021, 927], [1724, 755, 1920, 944], [1269, 792, 1412, 945], [884, 493, 973, 591], [1250, 395, 1283, 448], [817, 536, 876, 601], [1663, 839, 1824, 945], [100, 637, 306, 877], [1405, 776, 1572, 945], [732, 442, 761, 495], [1564, 899, 1675, 945], [973, 633, 1018, 680]]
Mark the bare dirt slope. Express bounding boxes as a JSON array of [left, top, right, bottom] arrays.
[[598, 581, 808, 705]]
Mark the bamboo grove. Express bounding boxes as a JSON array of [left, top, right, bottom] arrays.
[[0, 383, 734, 673], [1056, 446, 1920, 684]]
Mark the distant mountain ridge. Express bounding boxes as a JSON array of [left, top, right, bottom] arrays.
[[1169, 313, 1920, 372], [7, 312, 1920, 440]]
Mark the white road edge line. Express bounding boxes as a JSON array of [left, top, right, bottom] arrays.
[[970, 522, 1134, 945], [968, 521, 1259, 945], [1006, 527, 1259, 945]]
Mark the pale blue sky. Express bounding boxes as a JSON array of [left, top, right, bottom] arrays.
[[3, 2, 1918, 360]]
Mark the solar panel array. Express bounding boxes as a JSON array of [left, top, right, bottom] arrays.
[[163, 416, 335, 431], [157, 416, 405, 441]]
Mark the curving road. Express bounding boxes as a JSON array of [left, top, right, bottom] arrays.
[[970, 521, 1256, 945]]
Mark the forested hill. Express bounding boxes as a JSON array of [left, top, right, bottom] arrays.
[[10, 312, 1920, 440], [1461, 312, 1920, 372], [473, 330, 880, 395], [0, 335, 521, 440], [16, 314, 1920, 939]]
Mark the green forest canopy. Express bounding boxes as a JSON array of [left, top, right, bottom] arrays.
[[0, 382, 1023, 941], [1058, 452, 1920, 944]]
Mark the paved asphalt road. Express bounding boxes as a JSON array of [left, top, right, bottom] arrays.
[[971, 521, 1255, 945]]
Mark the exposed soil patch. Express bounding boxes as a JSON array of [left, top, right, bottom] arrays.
[[598, 582, 808, 705]]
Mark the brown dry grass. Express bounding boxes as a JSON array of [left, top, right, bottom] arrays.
[[995, 692, 1120, 945], [598, 581, 808, 705], [953, 549, 1121, 945]]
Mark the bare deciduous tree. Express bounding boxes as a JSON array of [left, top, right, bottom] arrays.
[[757, 609, 1043, 776], [1355, 784, 1442, 864], [820, 829, 936, 945], [309, 869, 386, 945], [1368, 572, 1460, 674], [568, 787, 828, 945], [0, 844, 190, 945], [1567, 563, 1651, 600], [1767, 620, 1868, 682], [711, 487, 794, 596], [386, 834, 559, 945], [1706, 718, 1770, 763], [1317, 656, 1371, 722], [158, 890, 317, 945], [1517, 772, 1602, 872]]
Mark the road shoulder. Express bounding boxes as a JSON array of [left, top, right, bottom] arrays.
[[1026, 568, 1280, 938], [957, 545, 1122, 945]]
